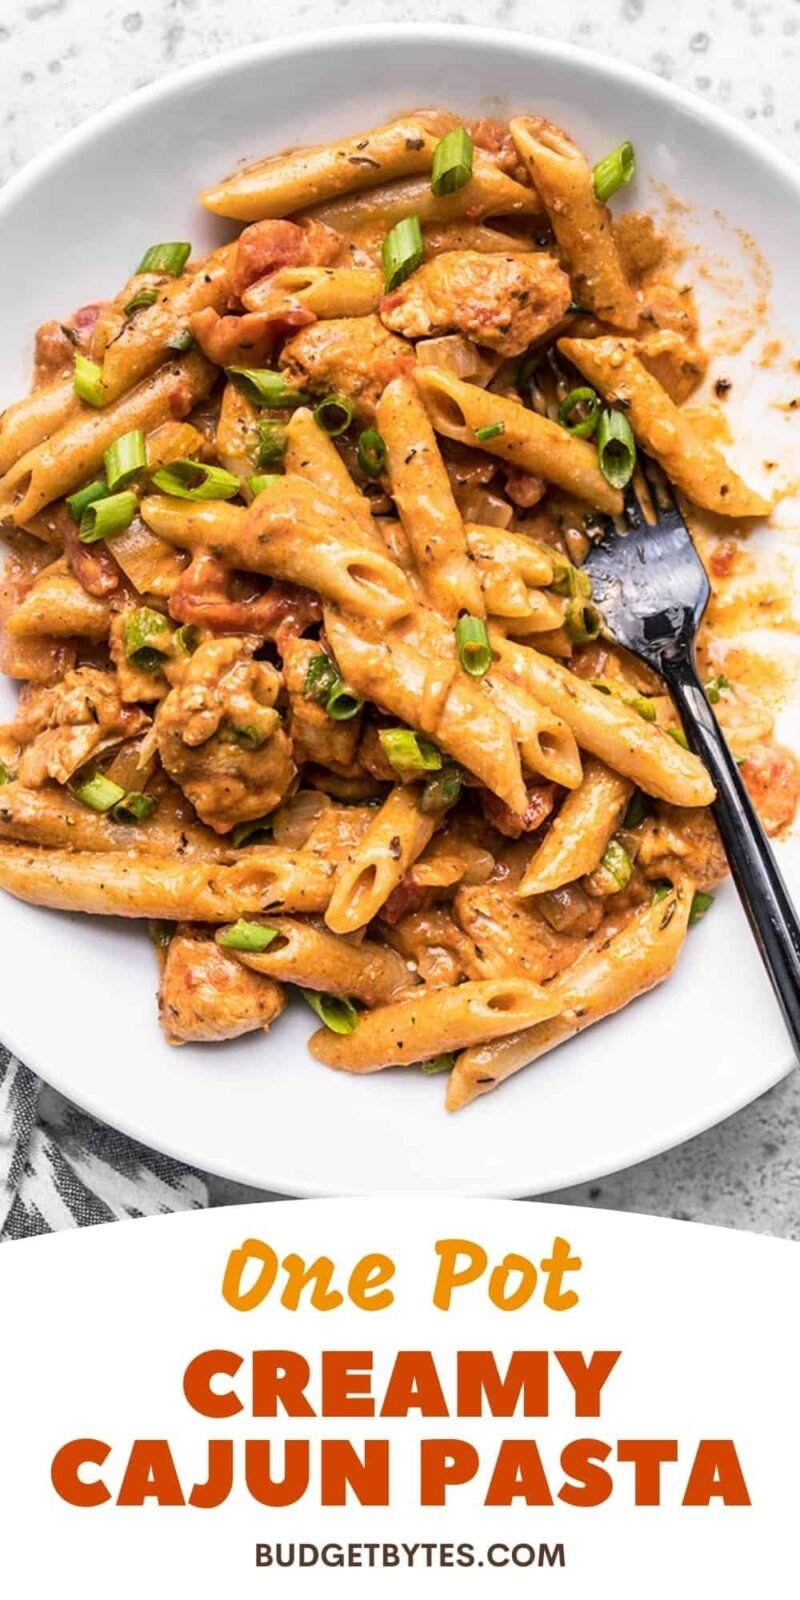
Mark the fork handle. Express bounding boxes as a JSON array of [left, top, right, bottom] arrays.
[[662, 654, 800, 1060]]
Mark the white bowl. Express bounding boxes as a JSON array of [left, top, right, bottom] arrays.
[[1, 24, 798, 1196]]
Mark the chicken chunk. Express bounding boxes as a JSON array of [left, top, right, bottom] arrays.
[[637, 803, 728, 891], [155, 636, 295, 833], [11, 666, 149, 788], [741, 742, 800, 838], [283, 638, 361, 774], [278, 314, 414, 424], [453, 873, 589, 982], [159, 929, 285, 1044], [380, 251, 571, 357]]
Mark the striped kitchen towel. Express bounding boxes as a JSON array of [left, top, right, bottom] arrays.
[[0, 1047, 208, 1238]]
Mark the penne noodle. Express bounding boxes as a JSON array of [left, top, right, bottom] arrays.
[[447, 885, 693, 1109], [0, 379, 78, 476], [243, 265, 384, 319], [309, 977, 563, 1072], [491, 633, 716, 806], [325, 784, 436, 934], [284, 407, 376, 535], [0, 781, 229, 856], [201, 111, 459, 221], [559, 335, 773, 517], [99, 244, 235, 401], [517, 757, 633, 896], [303, 152, 540, 233], [215, 380, 261, 481], [510, 115, 640, 329], [232, 916, 414, 1004], [377, 374, 484, 620], [5, 559, 111, 641], [0, 351, 216, 524], [139, 494, 245, 548], [415, 366, 623, 513], [465, 524, 554, 589]]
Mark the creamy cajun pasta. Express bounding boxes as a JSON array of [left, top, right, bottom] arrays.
[[0, 108, 797, 1111]]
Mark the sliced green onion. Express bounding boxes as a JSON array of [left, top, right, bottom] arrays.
[[629, 693, 656, 722], [593, 141, 636, 203], [227, 367, 308, 407], [301, 989, 359, 1035], [165, 327, 194, 352], [124, 288, 159, 317], [431, 127, 474, 197], [151, 459, 240, 501], [230, 724, 269, 750], [597, 407, 636, 489], [173, 623, 200, 657], [382, 214, 424, 292], [75, 773, 126, 813], [667, 726, 689, 749], [455, 613, 492, 677], [217, 919, 280, 953], [705, 673, 731, 705], [79, 490, 137, 544], [600, 838, 633, 891], [421, 766, 462, 815], [652, 882, 672, 903], [123, 606, 173, 671], [0, 760, 11, 785], [552, 558, 593, 601], [246, 473, 281, 497], [557, 386, 601, 439], [230, 817, 274, 848], [379, 728, 442, 778], [689, 891, 714, 926], [303, 653, 340, 705], [257, 419, 288, 465], [112, 791, 156, 823], [357, 427, 387, 479], [564, 598, 602, 645], [66, 479, 109, 523], [421, 1053, 456, 1074], [623, 790, 647, 829], [474, 422, 506, 443], [314, 393, 354, 437], [73, 353, 105, 409], [104, 429, 146, 491], [136, 241, 191, 276], [326, 682, 363, 721], [149, 920, 174, 950]]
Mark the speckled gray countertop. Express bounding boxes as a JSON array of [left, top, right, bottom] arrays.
[[2, 0, 800, 1234]]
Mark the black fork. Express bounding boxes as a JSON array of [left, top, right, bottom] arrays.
[[584, 457, 800, 1059]]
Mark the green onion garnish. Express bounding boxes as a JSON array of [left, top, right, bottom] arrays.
[[246, 474, 281, 497], [230, 817, 273, 848], [79, 490, 137, 544], [379, 728, 442, 778], [421, 766, 462, 815], [357, 427, 387, 479], [257, 419, 288, 465], [173, 623, 199, 657], [382, 214, 424, 292], [73, 353, 106, 409], [303, 652, 340, 704], [149, 920, 174, 950], [597, 407, 636, 490], [231, 724, 269, 750], [151, 459, 240, 501], [593, 141, 636, 203], [474, 422, 506, 443], [301, 989, 359, 1034], [431, 127, 474, 197], [123, 607, 173, 671], [124, 289, 159, 317], [689, 891, 714, 926], [421, 1052, 456, 1074], [623, 790, 648, 829], [75, 773, 126, 813], [455, 613, 492, 677], [112, 791, 156, 823], [314, 393, 354, 437], [326, 682, 363, 721], [564, 597, 602, 645], [136, 241, 191, 276], [217, 919, 280, 953], [104, 429, 146, 492], [705, 674, 731, 705], [667, 727, 689, 749], [652, 882, 672, 903], [165, 328, 194, 353], [629, 693, 656, 722], [552, 558, 593, 601], [0, 760, 11, 785], [66, 479, 109, 523], [227, 367, 308, 407], [557, 386, 601, 439], [600, 838, 633, 891]]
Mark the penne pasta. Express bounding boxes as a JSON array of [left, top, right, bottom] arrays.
[[99, 245, 235, 402], [446, 885, 693, 1109], [303, 151, 540, 233], [0, 379, 78, 476], [284, 407, 376, 535], [325, 783, 436, 934], [309, 977, 564, 1072], [231, 916, 414, 1005], [517, 757, 633, 896], [415, 366, 623, 513], [0, 781, 228, 856], [243, 265, 384, 319], [5, 559, 111, 642]]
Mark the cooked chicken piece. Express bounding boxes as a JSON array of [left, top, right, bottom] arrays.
[[380, 251, 571, 356], [283, 638, 361, 774], [612, 212, 665, 281], [740, 742, 800, 838], [278, 314, 414, 423], [381, 906, 484, 988], [155, 636, 295, 833], [637, 803, 728, 891], [10, 666, 149, 788], [638, 283, 708, 403], [454, 873, 590, 982], [159, 928, 285, 1044]]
